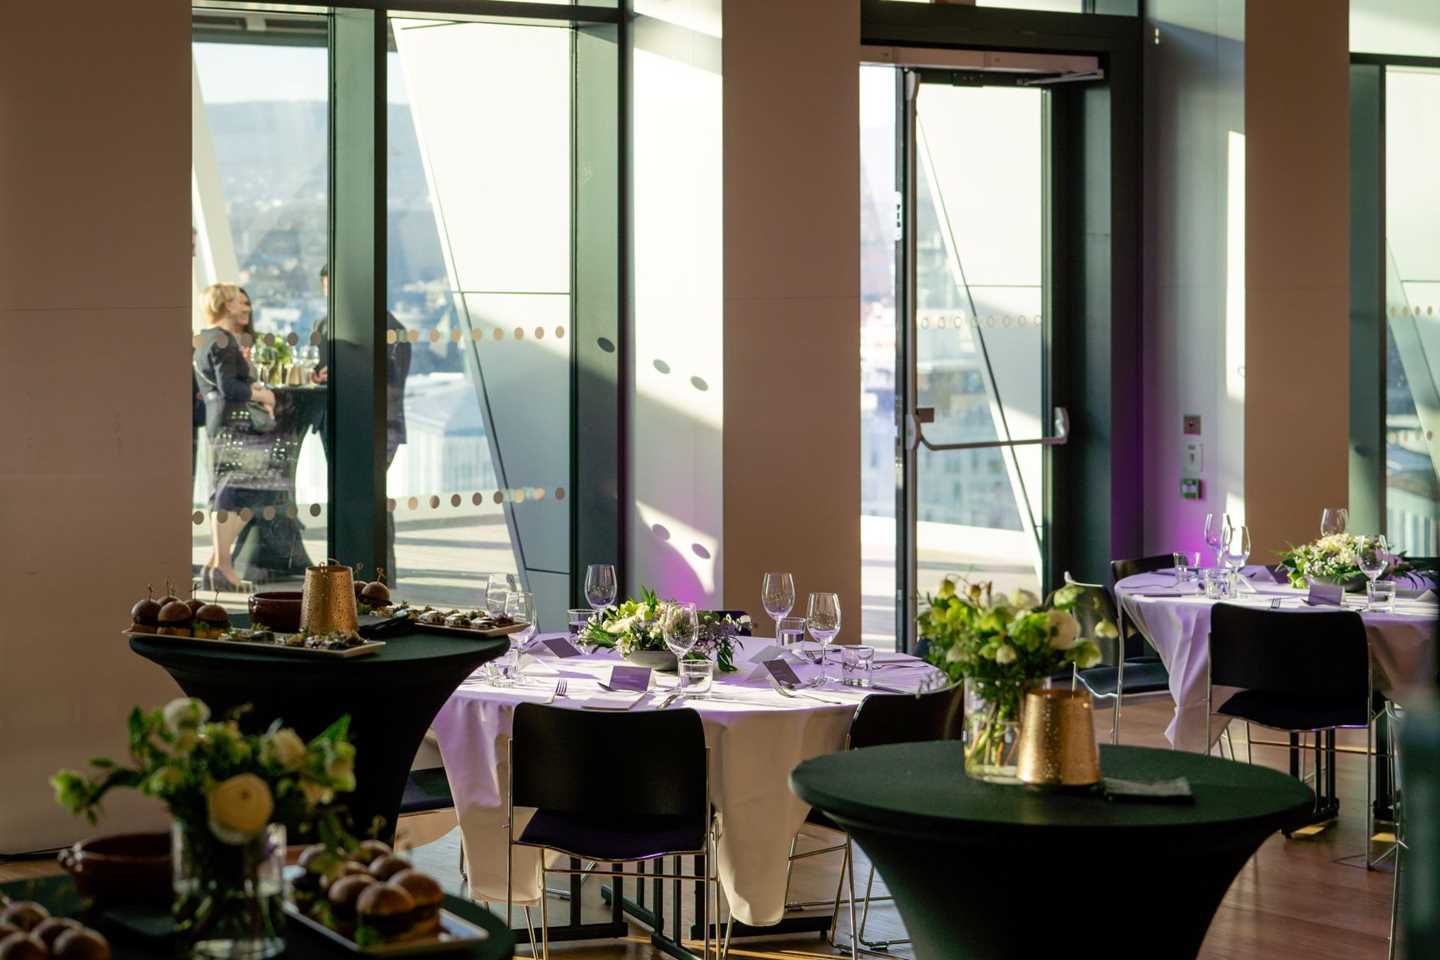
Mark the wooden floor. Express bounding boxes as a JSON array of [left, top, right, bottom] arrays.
[[1, 699, 1401, 959]]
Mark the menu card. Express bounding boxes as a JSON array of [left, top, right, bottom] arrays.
[[762, 659, 803, 686], [1307, 582, 1344, 606], [539, 636, 583, 658], [607, 665, 652, 692]]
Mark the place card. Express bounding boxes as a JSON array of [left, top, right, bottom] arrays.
[[762, 658, 803, 687], [607, 665, 652, 692], [1307, 582, 1344, 606], [539, 636, 583, 658]]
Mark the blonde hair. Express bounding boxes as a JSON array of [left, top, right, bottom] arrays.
[[202, 282, 244, 324]]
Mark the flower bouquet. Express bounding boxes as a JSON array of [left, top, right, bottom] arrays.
[[52, 699, 358, 959], [581, 587, 747, 672], [1278, 534, 1402, 591], [918, 579, 1108, 780]]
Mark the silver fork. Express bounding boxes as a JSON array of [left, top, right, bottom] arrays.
[[548, 679, 567, 703], [769, 678, 846, 705]]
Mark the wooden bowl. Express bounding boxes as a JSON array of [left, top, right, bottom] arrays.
[[249, 590, 303, 632], [58, 832, 171, 907]]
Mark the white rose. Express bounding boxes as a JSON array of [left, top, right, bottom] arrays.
[[207, 774, 274, 844], [1047, 609, 1080, 650], [994, 644, 1018, 665], [163, 698, 210, 735], [301, 779, 334, 806], [262, 728, 307, 772]]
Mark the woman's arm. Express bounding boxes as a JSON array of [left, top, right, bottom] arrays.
[[209, 338, 254, 403]]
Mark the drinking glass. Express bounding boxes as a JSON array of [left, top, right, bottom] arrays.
[[485, 579, 512, 617], [806, 593, 841, 685], [503, 591, 535, 683], [1360, 536, 1390, 604], [776, 616, 807, 649], [1172, 552, 1190, 583], [678, 659, 714, 699], [761, 572, 796, 640], [568, 608, 594, 641], [1320, 507, 1349, 537], [662, 603, 700, 700], [492, 648, 519, 687], [1224, 525, 1252, 572], [1201, 568, 1227, 600], [585, 563, 618, 612], [1367, 580, 1396, 613], [842, 645, 875, 688]]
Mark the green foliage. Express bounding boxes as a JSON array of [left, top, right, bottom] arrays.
[[580, 586, 746, 672]]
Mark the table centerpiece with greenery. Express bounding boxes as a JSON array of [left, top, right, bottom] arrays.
[[580, 587, 747, 672]]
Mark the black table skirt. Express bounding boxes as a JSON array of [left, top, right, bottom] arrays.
[[129, 625, 506, 842], [0, 875, 512, 960], [791, 743, 1314, 960]]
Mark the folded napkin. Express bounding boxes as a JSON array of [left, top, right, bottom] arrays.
[[581, 690, 647, 711]]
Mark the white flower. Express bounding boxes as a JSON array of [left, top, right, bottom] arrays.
[[1047, 609, 1080, 650], [261, 728, 306, 772], [207, 774, 274, 844], [162, 698, 210, 735], [605, 615, 635, 635], [1072, 640, 1103, 669], [301, 780, 335, 806], [994, 644, 1017, 665]]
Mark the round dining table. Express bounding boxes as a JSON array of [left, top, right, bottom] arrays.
[[430, 636, 942, 930], [790, 742, 1313, 960], [0, 874, 513, 960], [1115, 569, 1438, 752], [129, 622, 507, 842]]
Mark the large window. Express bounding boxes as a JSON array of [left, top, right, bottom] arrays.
[[191, 11, 330, 600]]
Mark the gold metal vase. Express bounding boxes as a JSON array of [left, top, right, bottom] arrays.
[[299, 560, 359, 636], [1016, 688, 1102, 788]]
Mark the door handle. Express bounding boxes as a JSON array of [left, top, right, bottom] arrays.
[[908, 406, 1070, 453]]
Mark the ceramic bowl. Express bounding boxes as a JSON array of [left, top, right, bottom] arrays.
[[58, 832, 171, 907], [249, 590, 303, 633]]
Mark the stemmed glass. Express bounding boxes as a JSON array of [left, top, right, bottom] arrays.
[[485, 576, 514, 617], [1321, 507, 1349, 537], [1360, 535, 1390, 608], [761, 572, 796, 641], [806, 593, 841, 687], [1223, 525, 1251, 571], [585, 564, 618, 613], [662, 603, 700, 700], [504, 591, 536, 682], [1204, 513, 1227, 568]]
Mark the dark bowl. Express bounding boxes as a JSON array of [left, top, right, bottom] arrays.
[[58, 832, 171, 907], [249, 590, 303, 633]]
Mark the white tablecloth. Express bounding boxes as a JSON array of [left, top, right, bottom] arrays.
[[430, 637, 940, 927], [1116, 572, 1438, 752]]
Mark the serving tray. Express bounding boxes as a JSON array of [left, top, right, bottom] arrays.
[[123, 628, 385, 659], [283, 902, 489, 955]]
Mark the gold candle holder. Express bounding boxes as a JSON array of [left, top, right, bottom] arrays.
[[300, 560, 359, 636], [1016, 688, 1102, 788]]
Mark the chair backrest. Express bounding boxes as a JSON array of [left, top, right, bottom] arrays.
[[511, 704, 707, 822], [1110, 554, 1176, 584], [848, 685, 964, 751], [1209, 604, 1370, 702]]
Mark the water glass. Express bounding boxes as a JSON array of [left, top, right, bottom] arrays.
[[762, 572, 797, 640], [1360, 535, 1389, 585], [585, 563, 618, 612], [776, 616, 807, 649], [1368, 580, 1396, 612], [1201, 568, 1228, 600], [678, 659, 714, 698], [492, 648, 519, 686], [485, 578, 512, 616], [568, 607, 594, 640], [1172, 552, 1191, 583], [1320, 507, 1348, 537], [842, 645, 875, 688]]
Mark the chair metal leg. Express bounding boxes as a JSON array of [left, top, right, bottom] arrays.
[[539, 867, 550, 960], [523, 905, 537, 955], [858, 863, 876, 943], [721, 916, 734, 960], [827, 841, 848, 947], [700, 839, 711, 960], [1366, 718, 1375, 870], [844, 839, 859, 960], [1389, 836, 1402, 960]]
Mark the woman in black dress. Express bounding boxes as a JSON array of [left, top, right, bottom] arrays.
[[194, 283, 276, 591]]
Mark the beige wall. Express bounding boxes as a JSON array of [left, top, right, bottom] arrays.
[[0, 1, 190, 851], [722, 0, 862, 632], [1244, 0, 1350, 558]]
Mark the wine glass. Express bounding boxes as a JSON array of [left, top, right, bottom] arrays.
[[761, 572, 796, 640], [1360, 535, 1389, 608], [1321, 507, 1349, 537], [806, 593, 841, 686], [661, 602, 700, 699], [1224, 525, 1252, 574], [1204, 513, 1227, 568], [504, 591, 536, 682], [485, 577, 513, 617], [585, 563, 618, 612]]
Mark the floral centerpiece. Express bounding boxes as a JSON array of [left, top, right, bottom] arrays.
[[581, 587, 747, 672], [53, 699, 357, 959], [919, 579, 1108, 780], [1278, 533, 1402, 591]]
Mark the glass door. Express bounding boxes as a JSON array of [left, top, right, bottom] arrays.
[[898, 68, 1066, 645]]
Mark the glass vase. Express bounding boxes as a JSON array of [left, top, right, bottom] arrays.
[[963, 678, 1024, 783], [172, 821, 286, 960]]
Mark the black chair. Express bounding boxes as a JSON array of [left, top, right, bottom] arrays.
[[783, 685, 963, 959], [1205, 604, 1381, 865], [507, 703, 718, 959], [1068, 556, 1174, 744]]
